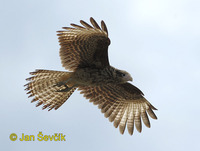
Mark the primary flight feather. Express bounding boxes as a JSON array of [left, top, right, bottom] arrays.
[[25, 17, 157, 135]]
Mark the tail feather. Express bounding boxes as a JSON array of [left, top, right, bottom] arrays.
[[25, 69, 76, 111]]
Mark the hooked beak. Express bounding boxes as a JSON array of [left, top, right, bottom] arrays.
[[125, 74, 133, 82]]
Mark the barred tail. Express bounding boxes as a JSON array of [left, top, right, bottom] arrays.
[[24, 69, 76, 111]]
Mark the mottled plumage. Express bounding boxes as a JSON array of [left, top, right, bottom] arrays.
[[25, 17, 157, 135]]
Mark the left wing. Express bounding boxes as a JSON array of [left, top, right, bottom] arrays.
[[78, 82, 157, 135]]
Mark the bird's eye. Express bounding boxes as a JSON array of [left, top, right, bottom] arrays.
[[116, 71, 126, 77], [121, 73, 125, 77]]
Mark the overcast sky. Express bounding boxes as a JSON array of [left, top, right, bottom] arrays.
[[1, 0, 200, 150]]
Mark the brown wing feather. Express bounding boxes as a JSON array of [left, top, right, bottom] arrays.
[[57, 17, 110, 71], [101, 20, 108, 35], [78, 83, 157, 135], [90, 18, 101, 30]]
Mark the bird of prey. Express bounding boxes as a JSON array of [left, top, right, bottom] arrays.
[[25, 17, 157, 135]]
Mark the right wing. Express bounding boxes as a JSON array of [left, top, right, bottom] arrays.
[[57, 17, 111, 71]]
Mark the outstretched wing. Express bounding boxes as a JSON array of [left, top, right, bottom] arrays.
[[78, 83, 157, 135], [57, 17, 110, 71]]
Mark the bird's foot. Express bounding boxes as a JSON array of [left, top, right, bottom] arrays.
[[53, 78, 72, 87], [54, 81, 67, 87], [56, 86, 73, 92], [54, 79, 74, 92]]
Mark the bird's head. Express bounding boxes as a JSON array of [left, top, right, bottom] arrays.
[[115, 69, 133, 83]]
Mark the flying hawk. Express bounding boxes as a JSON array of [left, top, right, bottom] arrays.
[[25, 17, 157, 135]]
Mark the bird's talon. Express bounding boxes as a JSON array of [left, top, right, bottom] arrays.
[[56, 87, 72, 92]]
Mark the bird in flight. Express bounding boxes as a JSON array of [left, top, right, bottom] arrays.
[[25, 17, 157, 135]]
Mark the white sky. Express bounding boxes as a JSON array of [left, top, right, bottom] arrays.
[[0, 0, 200, 150]]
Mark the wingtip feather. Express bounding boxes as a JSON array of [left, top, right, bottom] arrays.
[[101, 20, 108, 35], [80, 20, 93, 29], [90, 17, 101, 30]]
